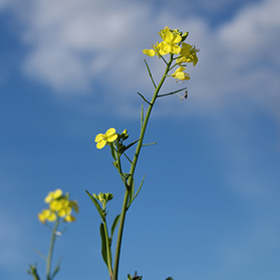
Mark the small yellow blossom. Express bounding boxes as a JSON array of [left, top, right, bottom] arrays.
[[176, 43, 199, 66], [64, 215, 76, 222], [143, 42, 163, 57], [171, 66, 190, 81], [95, 128, 118, 149], [143, 27, 183, 57], [159, 26, 182, 55], [38, 209, 56, 224], [44, 189, 62, 203]]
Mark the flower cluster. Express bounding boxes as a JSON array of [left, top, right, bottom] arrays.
[[143, 26, 199, 81], [143, 26, 185, 57], [38, 189, 78, 224], [93, 192, 114, 210]]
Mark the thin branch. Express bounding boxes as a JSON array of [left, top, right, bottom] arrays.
[[144, 59, 157, 89], [157, 86, 188, 98], [137, 92, 152, 105]]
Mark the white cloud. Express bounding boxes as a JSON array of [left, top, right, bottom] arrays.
[[2, 0, 280, 122]]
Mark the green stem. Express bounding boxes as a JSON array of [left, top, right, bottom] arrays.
[[46, 218, 60, 280], [112, 55, 173, 280], [103, 218, 113, 278]]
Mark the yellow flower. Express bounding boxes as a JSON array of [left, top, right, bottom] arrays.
[[95, 128, 118, 149], [50, 198, 72, 217], [171, 66, 190, 81], [158, 26, 182, 55], [64, 215, 76, 222], [38, 209, 56, 224], [176, 43, 199, 66], [39, 189, 78, 224], [143, 42, 163, 57], [44, 189, 63, 203]]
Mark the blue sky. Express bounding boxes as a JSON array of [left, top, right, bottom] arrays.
[[0, 0, 280, 279]]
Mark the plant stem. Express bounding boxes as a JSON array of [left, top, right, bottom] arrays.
[[103, 219, 113, 278], [46, 218, 59, 280], [112, 55, 173, 280]]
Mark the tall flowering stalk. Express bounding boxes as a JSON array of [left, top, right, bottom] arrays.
[[28, 189, 78, 280], [28, 26, 198, 280], [88, 26, 199, 280]]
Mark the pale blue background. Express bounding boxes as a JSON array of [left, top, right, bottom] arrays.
[[0, 0, 279, 279]]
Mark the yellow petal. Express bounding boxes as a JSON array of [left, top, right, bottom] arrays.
[[38, 213, 46, 223], [143, 49, 156, 57], [58, 209, 66, 217], [105, 128, 116, 137], [96, 140, 106, 149], [47, 212, 57, 222], [95, 133, 104, 142], [64, 215, 76, 222], [50, 200, 62, 211], [107, 134, 118, 143], [53, 189, 62, 199], [172, 45, 181, 54], [173, 34, 182, 44], [44, 191, 54, 203]]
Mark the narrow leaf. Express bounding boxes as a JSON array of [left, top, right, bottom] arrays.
[[111, 214, 120, 239], [33, 248, 47, 260], [100, 223, 108, 268], [128, 178, 135, 208], [51, 257, 62, 280], [27, 264, 40, 280], [127, 175, 145, 209], [86, 190, 105, 222], [134, 175, 145, 199], [122, 139, 139, 153], [110, 143, 117, 160]]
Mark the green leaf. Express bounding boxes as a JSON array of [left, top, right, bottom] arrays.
[[100, 223, 108, 268], [111, 214, 120, 240], [134, 175, 145, 198], [127, 175, 145, 209], [27, 264, 40, 280], [86, 190, 105, 222], [122, 139, 139, 153], [51, 257, 62, 280], [165, 277, 173, 280], [110, 143, 117, 160], [33, 248, 47, 260], [129, 178, 135, 207]]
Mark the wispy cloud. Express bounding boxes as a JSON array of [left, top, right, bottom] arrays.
[[2, 0, 280, 122]]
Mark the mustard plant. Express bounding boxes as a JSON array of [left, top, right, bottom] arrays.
[[28, 26, 198, 280], [28, 189, 78, 280], [87, 26, 199, 280]]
